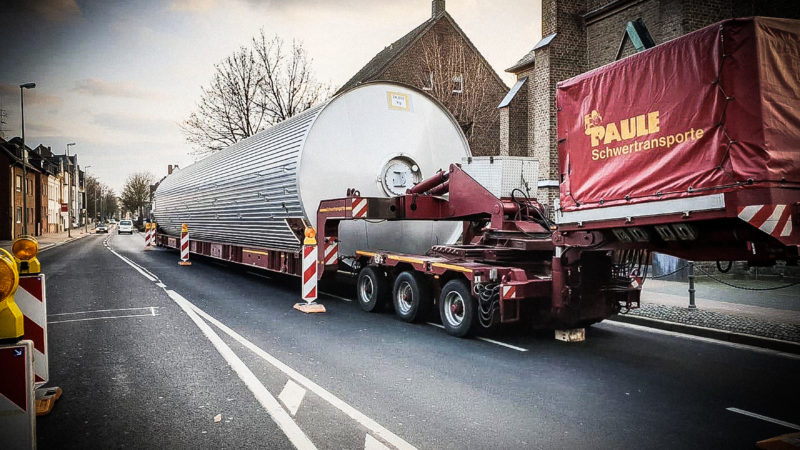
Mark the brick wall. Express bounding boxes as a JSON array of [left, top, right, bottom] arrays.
[[381, 19, 507, 156]]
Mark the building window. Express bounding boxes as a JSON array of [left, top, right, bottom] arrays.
[[16, 207, 22, 223], [422, 71, 434, 91], [15, 175, 22, 192], [452, 74, 463, 93]]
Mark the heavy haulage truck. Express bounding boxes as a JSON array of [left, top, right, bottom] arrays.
[[155, 17, 799, 337]]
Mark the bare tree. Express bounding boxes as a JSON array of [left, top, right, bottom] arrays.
[[416, 33, 499, 144], [121, 172, 155, 223], [182, 30, 332, 156]]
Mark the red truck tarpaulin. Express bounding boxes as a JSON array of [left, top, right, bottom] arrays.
[[557, 17, 800, 212]]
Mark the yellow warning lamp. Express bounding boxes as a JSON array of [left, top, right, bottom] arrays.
[[0, 248, 23, 340], [303, 227, 317, 245], [11, 235, 40, 275], [182, 223, 188, 233]]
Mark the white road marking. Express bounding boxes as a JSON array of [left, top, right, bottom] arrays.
[[108, 248, 156, 281], [476, 337, 528, 352], [320, 291, 352, 302], [49, 307, 160, 317], [365, 434, 392, 450], [279, 380, 307, 416], [49, 313, 160, 324], [604, 321, 800, 360], [150, 307, 156, 316], [425, 323, 528, 352], [156, 282, 167, 288], [726, 407, 800, 430], [187, 301, 416, 450], [166, 290, 316, 450]]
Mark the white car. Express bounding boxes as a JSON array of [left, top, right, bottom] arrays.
[[118, 220, 134, 234], [109, 218, 117, 224]]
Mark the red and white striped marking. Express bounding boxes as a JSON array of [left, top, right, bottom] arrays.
[[16, 274, 48, 387], [302, 245, 317, 302], [180, 230, 190, 262], [144, 225, 152, 247], [323, 238, 338, 265], [352, 197, 368, 219], [737, 204, 793, 238], [502, 285, 516, 299]]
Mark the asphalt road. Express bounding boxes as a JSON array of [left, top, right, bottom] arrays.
[[34, 231, 800, 449]]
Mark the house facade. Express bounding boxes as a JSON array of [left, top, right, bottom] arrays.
[[1, 137, 87, 239], [501, 0, 800, 207], [338, 0, 508, 156]]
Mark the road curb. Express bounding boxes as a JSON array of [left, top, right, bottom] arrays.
[[608, 314, 800, 355], [39, 232, 92, 253]]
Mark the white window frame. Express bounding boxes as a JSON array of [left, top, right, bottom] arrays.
[[15, 175, 22, 192], [422, 71, 434, 91], [452, 74, 463, 93]]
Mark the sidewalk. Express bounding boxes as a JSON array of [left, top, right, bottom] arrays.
[[0, 227, 95, 253], [615, 275, 800, 348]]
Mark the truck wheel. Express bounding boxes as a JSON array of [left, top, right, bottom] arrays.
[[392, 271, 431, 323], [439, 279, 475, 337], [356, 266, 388, 312]]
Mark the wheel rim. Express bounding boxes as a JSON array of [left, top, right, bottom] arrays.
[[443, 291, 465, 327], [396, 281, 413, 314], [358, 276, 374, 304]]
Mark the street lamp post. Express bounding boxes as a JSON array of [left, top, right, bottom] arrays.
[[66, 142, 76, 237], [19, 82, 35, 236], [84, 165, 92, 233]]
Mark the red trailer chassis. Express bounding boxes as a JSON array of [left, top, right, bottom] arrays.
[[315, 164, 642, 336]]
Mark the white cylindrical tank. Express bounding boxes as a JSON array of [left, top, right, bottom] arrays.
[[154, 82, 469, 256]]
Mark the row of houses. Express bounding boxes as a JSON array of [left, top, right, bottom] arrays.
[[1, 136, 85, 240]]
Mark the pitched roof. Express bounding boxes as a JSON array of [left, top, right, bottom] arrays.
[[337, 16, 438, 94], [337, 12, 508, 94], [506, 33, 557, 73]]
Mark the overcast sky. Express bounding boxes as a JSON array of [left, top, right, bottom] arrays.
[[0, 0, 541, 194]]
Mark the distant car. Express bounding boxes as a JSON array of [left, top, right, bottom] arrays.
[[109, 218, 116, 224], [118, 220, 133, 234], [96, 223, 108, 233]]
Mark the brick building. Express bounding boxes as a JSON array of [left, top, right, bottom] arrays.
[[1, 137, 85, 239], [338, 0, 508, 156], [1, 137, 42, 239], [502, 0, 800, 207]]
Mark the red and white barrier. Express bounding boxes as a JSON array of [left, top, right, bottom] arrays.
[[294, 227, 325, 314], [16, 274, 48, 387], [302, 244, 317, 302], [144, 223, 152, 250], [179, 223, 191, 266]]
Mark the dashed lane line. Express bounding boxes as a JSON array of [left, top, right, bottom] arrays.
[[425, 323, 528, 352], [726, 407, 800, 431], [49, 307, 160, 317], [49, 313, 160, 324], [166, 289, 316, 450]]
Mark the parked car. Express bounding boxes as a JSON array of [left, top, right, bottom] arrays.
[[118, 220, 133, 234], [96, 223, 108, 233]]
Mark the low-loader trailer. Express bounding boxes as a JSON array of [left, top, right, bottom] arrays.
[[157, 17, 799, 337]]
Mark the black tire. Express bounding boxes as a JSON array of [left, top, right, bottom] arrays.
[[356, 266, 389, 312], [392, 271, 432, 322], [439, 279, 476, 337]]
